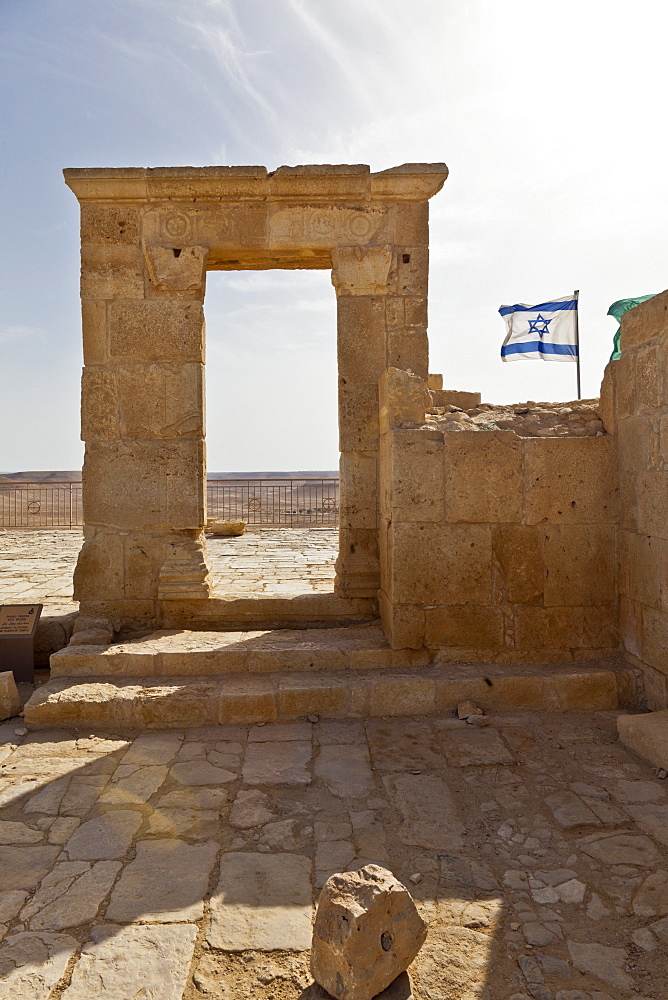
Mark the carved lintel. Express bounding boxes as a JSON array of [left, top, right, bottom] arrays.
[[144, 245, 207, 292], [331, 246, 394, 296]]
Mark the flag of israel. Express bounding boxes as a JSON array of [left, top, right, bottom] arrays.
[[499, 294, 578, 362]]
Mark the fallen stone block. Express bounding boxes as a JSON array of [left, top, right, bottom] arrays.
[[0, 671, 20, 721], [310, 864, 427, 1000], [617, 710, 668, 771]]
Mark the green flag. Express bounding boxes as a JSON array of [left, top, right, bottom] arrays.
[[608, 294, 656, 360]]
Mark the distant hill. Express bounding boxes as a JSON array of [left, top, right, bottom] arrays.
[[0, 469, 339, 484]]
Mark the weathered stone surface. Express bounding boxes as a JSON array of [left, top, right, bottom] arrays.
[[118, 732, 182, 766], [169, 760, 236, 786], [566, 941, 633, 990], [105, 838, 218, 922], [578, 833, 661, 867], [618, 712, 668, 771], [0, 846, 60, 891], [622, 800, 668, 846], [157, 787, 227, 810], [435, 725, 514, 766], [242, 741, 312, 786], [633, 870, 668, 917], [0, 932, 78, 1000], [383, 774, 464, 850], [99, 764, 168, 804], [0, 672, 20, 722], [0, 891, 28, 923], [65, 810, 142, 860], [229, 789, 273, 828], [311, 865, 427, 1000], [21, 860, 120, 930], [0, 821, 43, 845], [412, 926, 492, 1000], [544, 791, 601, 829], [208, 853, 312, 950], [315, 745, 374, 798], [61, 923, 198, 1000]]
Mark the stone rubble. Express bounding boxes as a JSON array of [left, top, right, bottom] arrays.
[[0, 710, 665, 998], [427, 398, 605, 438]]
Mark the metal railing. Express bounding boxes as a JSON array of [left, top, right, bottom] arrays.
[[0, 482, 83, 528], [0, 479, 339, 528], [207, 479, 339, 526]]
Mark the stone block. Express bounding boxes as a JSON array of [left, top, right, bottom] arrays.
[[277, 675, 350, 719], [208, 853, 312, 951], [525, 436, 618, 524], [218, 678, 277, 725], [332, 246, 393, 296], [636, 470, 668, 539], [337, 297, 387, 384], [378, 593, 425, 650], [617, 709, 668, 770], [144, 245, 207, 293], [431, 389, 482, 409], [378, 367, 429, 432], [339, 451, 378, 531], [620, 595, 643, 660], [336, 526, 380, 598], [514, 607, 584, 649], [492, 525, 544, 604], [80, 205, 140, 246], [82, 440, 204, 530], [545, 670, 618, 711], [80, 367, 119, 441], [73, 527, 125, 601], [404, 296, 428, 329], [310, 865, 427, 1000], [598, 362, 616, 433], [386, 330, 429, 380], [615, 353, 636, 418], [635, 342, 663, 411], [80, 245, 144, 299], [642, 607, 668, 672], [369, 676, 435, 717], [390, 522, 492, 606], [427, 373, 443, 391], [617, 414, 659, 472], [0, 671, 20, 721], [642, 665, 668, 710], [339, 383, 379, 452], [582, 605, 618, 647], [117, 363, 203, 440], [620, 289, 668, 351], [387, 428, 444, 523], [81, 300, 107, 364], [619, 530, 666, 608], [396, 246, 428, 296], [425, 606, 505, 648], [108, 301, 204, 363], [392, 202, 430, 246], [443, 432, 523, 523], [543, 524, 616, 606]]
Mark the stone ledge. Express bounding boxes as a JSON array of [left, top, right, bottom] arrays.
[[617, 709, 668, 770], [25, 661, 641, 729]]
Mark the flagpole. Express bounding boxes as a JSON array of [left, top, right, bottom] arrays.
[[574, 289, 581, 399]]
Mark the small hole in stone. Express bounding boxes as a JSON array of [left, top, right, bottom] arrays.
[[172, 248, 182, 258], [402, 253, 410, 263], [381, 932, 392, 951]]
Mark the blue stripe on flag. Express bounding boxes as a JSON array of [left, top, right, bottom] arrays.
[[501, 342, 578, 357], [499, 299, 578, 317]]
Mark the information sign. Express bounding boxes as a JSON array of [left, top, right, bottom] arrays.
[[0, 604, 42, 683], [0, 605, 42, 637]]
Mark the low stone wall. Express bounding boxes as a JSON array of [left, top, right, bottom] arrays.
[[379, 368, 619, 660], [609, 289, 668, 709]]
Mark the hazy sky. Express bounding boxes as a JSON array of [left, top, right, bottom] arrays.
[[2, 0, 667, 472]]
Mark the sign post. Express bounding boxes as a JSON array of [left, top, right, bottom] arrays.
[[0, 605, 43, 683]]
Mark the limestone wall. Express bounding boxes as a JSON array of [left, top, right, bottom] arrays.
[[379, 368, 619, 660], [610, 290, 668, 709]]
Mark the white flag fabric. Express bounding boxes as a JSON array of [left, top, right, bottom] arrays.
[[499, 294, 578, 362]]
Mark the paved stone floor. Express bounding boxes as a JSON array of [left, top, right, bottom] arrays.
[[0, 529, 339, 614], [0, 709, 666, 999]]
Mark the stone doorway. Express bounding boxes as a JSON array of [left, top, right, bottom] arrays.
[[67, 164, 448, 631]]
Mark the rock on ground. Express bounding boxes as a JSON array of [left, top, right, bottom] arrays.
[[310, 865, 427, 1000]]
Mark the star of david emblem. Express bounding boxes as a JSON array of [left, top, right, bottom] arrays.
[[527, 314, 551, 338]]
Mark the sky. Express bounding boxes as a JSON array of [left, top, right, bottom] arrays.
[[1, 0, 668, 472]]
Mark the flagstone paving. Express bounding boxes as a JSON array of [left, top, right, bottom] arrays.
[[0, 528, 339, 614], [0, 710, 666, 999]]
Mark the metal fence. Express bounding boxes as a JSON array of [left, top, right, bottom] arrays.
[[207, 479, 339, 526], [0, 479, 339, 529]]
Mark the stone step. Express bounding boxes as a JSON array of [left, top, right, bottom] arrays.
[[159, 594, 377, 631], [50, 625, 431, 678], [25, 661, 641, 729]]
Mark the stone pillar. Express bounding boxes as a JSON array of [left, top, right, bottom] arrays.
[[332, 239, 429, 599], [74, 207, 212, 623]]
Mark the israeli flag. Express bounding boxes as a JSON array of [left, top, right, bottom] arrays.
[[499, 293, 578, 362]]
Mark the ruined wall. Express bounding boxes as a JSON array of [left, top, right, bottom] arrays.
[[379, 368, 619, 659], [611, 290, 668, 709]]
